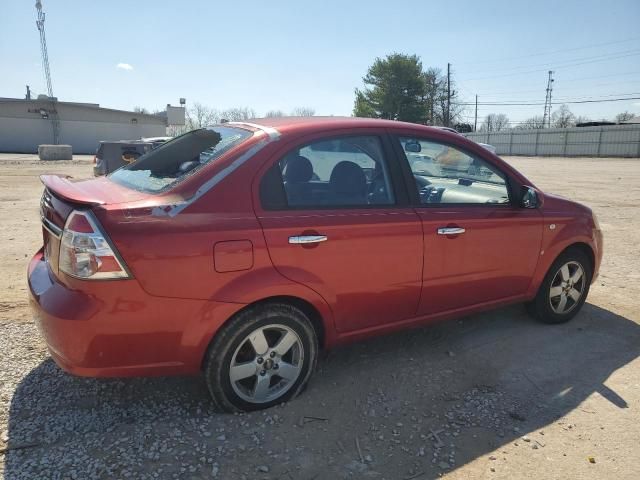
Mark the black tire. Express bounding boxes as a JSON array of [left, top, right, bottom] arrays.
[[203, 303, 318, 412], [526, 248, 592, 324]]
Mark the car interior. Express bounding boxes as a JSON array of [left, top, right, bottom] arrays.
[[277, 136, 510, 208], [402, 138, 510, 205], [279, 137, 395, 207]]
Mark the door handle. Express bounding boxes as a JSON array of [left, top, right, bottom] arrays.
[[288, 235, 328, 244], [437, 227, 466, 235]]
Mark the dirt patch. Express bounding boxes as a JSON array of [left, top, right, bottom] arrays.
[[0, 154, 638, 479]]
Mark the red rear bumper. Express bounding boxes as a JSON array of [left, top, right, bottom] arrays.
[[28, 249, 244, 377]]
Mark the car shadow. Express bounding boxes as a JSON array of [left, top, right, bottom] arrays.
[[3, 302, 639, 479]]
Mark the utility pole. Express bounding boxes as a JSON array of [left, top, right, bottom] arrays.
[[474, 94, 478, 131], [35, 0, 60, 144], [542, 70, 554, 129], [446, 63, 451, 127], [429, 76, 436, 125]]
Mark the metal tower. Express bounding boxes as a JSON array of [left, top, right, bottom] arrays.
[[542, 70, 554, 129], [35, 0, 60, 144]]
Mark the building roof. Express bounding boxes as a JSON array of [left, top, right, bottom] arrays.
[[0, 97, 164, 122]]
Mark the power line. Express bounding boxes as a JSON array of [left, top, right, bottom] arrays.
[[460, 48, 640, 77], [463, 82, 640, 97], [456, 71, 640, 98], [461, 50, 640, 81], [454, 96, 640, 106], [462, 92, 640, 104], [455, 36, 640, 66]]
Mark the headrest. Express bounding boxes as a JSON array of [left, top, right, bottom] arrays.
[[284, 155, 313, 183], [329, 161, 366, 195]]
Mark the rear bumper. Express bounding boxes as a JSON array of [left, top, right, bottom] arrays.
[[28, 249, 244, 377]]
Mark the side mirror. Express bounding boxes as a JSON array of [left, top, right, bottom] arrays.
[[405, 141, 421, 153], [521, 186, 539, 209]]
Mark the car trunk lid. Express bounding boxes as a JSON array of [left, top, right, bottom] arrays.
[[40, 174, 150, 206], [39, 175, 150, 275]]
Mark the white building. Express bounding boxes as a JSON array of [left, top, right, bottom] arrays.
[[0, 97, 181, 154]]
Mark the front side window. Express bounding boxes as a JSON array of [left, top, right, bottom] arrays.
[[399, 137, 510, 205], [264, 136, 395, 209], [110, 127, 252, 193]]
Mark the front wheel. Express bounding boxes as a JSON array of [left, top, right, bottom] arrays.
[[204, 303, 318, 412], [526, 249, 592, 324]]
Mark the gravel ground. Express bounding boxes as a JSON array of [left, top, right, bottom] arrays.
[[1, 154, 639, 479]]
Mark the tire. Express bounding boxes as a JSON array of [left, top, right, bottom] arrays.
[[203, 303, 318, 412], [526, 248, 592, 324]]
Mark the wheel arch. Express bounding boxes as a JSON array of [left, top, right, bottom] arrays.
[[200, 295, 329, 371], [528, 238, 597, 299], [559, 241, 595, 272]]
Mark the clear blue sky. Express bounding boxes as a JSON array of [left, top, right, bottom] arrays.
[[2, 0, 639, 125]]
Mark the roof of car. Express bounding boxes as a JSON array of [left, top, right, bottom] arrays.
[[240, 116, 447, 136]]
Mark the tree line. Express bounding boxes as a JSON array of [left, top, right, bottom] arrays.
[[184, 105, 316, 130], [479, 108, 636, 132], [351, 53, 636, 132]]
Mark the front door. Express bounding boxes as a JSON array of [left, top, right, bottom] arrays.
[[256, 133, 423, 333], [394, 135, 543, 315]]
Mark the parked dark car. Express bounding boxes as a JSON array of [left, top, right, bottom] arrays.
[[30, 117, 602, 412], [93, 137, 171, 176]]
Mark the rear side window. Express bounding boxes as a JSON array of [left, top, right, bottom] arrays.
[[109, 127, 251, 193], [261, 136, 395, 209]]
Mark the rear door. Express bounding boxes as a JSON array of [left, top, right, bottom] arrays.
[[392, 134, 543, 315], [256, 131, 423, 333]]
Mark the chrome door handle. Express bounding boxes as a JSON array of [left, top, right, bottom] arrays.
[[288, 235, 328, 244], [437, 227, 466, 235]]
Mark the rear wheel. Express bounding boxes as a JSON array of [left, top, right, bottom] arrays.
[[526, 248, 592, 324], [204, 303, 318, 412]]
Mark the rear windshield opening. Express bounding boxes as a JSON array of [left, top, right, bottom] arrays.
[[109, 126, 252, 193]]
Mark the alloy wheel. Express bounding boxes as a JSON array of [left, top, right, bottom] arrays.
[[229, 324, 304, 404], [549, 261, 585, 314]]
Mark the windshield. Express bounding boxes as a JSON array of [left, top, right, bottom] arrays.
[[109, 126, 252, 193]]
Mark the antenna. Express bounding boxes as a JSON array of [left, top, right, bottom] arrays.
[[542, 70, 554, 129], [35, 0, 60, 144]]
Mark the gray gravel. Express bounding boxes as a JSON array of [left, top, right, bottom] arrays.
[[2, 300, 638, 479], [3, 155, 639, 479]]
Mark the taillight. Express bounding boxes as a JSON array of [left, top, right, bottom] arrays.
[[59, 210, 131, 280]]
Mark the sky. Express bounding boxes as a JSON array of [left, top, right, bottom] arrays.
[[2, 0, 640, 125]]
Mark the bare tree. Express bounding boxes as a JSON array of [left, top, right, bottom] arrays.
[[186, 102, 219, 129], [133, 106, 150, 114], [479, 113, 510, 132], [515, 116, 545, 130], [574, 115, 592, 125], [422, 67, 464, 127], [265, 110, 286, 118], [290, 107, 316, 117], [551, 104, 576, 128], [220, 107, 256, 122], [615, 111, 635, 123]]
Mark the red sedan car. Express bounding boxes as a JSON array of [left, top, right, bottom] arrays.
[[29, 117, 603, 412]]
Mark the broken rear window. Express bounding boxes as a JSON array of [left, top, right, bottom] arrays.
[[109, 127, 252, 193]]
